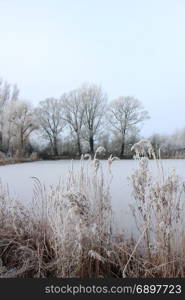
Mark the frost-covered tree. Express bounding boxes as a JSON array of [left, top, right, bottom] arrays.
[[150, 129, 185, 157], [62, 89, 84, 155], [36, 98, 65, 156], [0, 78, 19, 150], [5, 100, 37, 157], [108, 96, 149, 157], [80, 83, 107, 154]]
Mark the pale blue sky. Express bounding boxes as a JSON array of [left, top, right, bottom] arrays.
[[0, 0, 185, 136]]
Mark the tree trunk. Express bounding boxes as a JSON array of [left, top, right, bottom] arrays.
[[18, 132, 24, 158], [77, 134, 82, 156], [53, 137, 58, 156], [89, 136, 94, 155], [120, 130, 126, 158], [120, 140, 125, 158], [0, 132, 2, 151]]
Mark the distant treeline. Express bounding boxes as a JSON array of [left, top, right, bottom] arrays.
[[0, 77, 184, 160]]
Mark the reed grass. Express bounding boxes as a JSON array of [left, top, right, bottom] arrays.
[[0, 143, 185, 277]]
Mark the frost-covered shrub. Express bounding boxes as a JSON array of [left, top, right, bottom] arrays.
[[130, 140, 185, 274]]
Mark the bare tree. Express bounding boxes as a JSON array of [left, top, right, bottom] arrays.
[[6, 100, 38, 157], [0, 79, 19, 111], [149, 129, 185, 157], [11, 84, 20, 101], [0, 78, 19, 149], [62, 89, 84, 156], [80, 83, 107, 154], [108, 96, 149, 157], [36, 98, 65, 156]]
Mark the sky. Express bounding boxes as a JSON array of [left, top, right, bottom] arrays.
[[0, 0, 185, 137]]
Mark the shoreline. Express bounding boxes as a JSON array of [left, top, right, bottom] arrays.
[[0, 155, 185, 167], [0, 158, 41, 166]]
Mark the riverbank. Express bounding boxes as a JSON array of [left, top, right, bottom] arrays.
[[1, 155, 184, 167], [0, 157, 41, 166]]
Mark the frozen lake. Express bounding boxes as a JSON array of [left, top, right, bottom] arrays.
[[0, 159, 185, 232]]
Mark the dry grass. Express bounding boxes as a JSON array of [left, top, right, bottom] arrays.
[[0, 156, 40, 166], [130, 140, 185, 276], [0, 143, 185, 277]]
